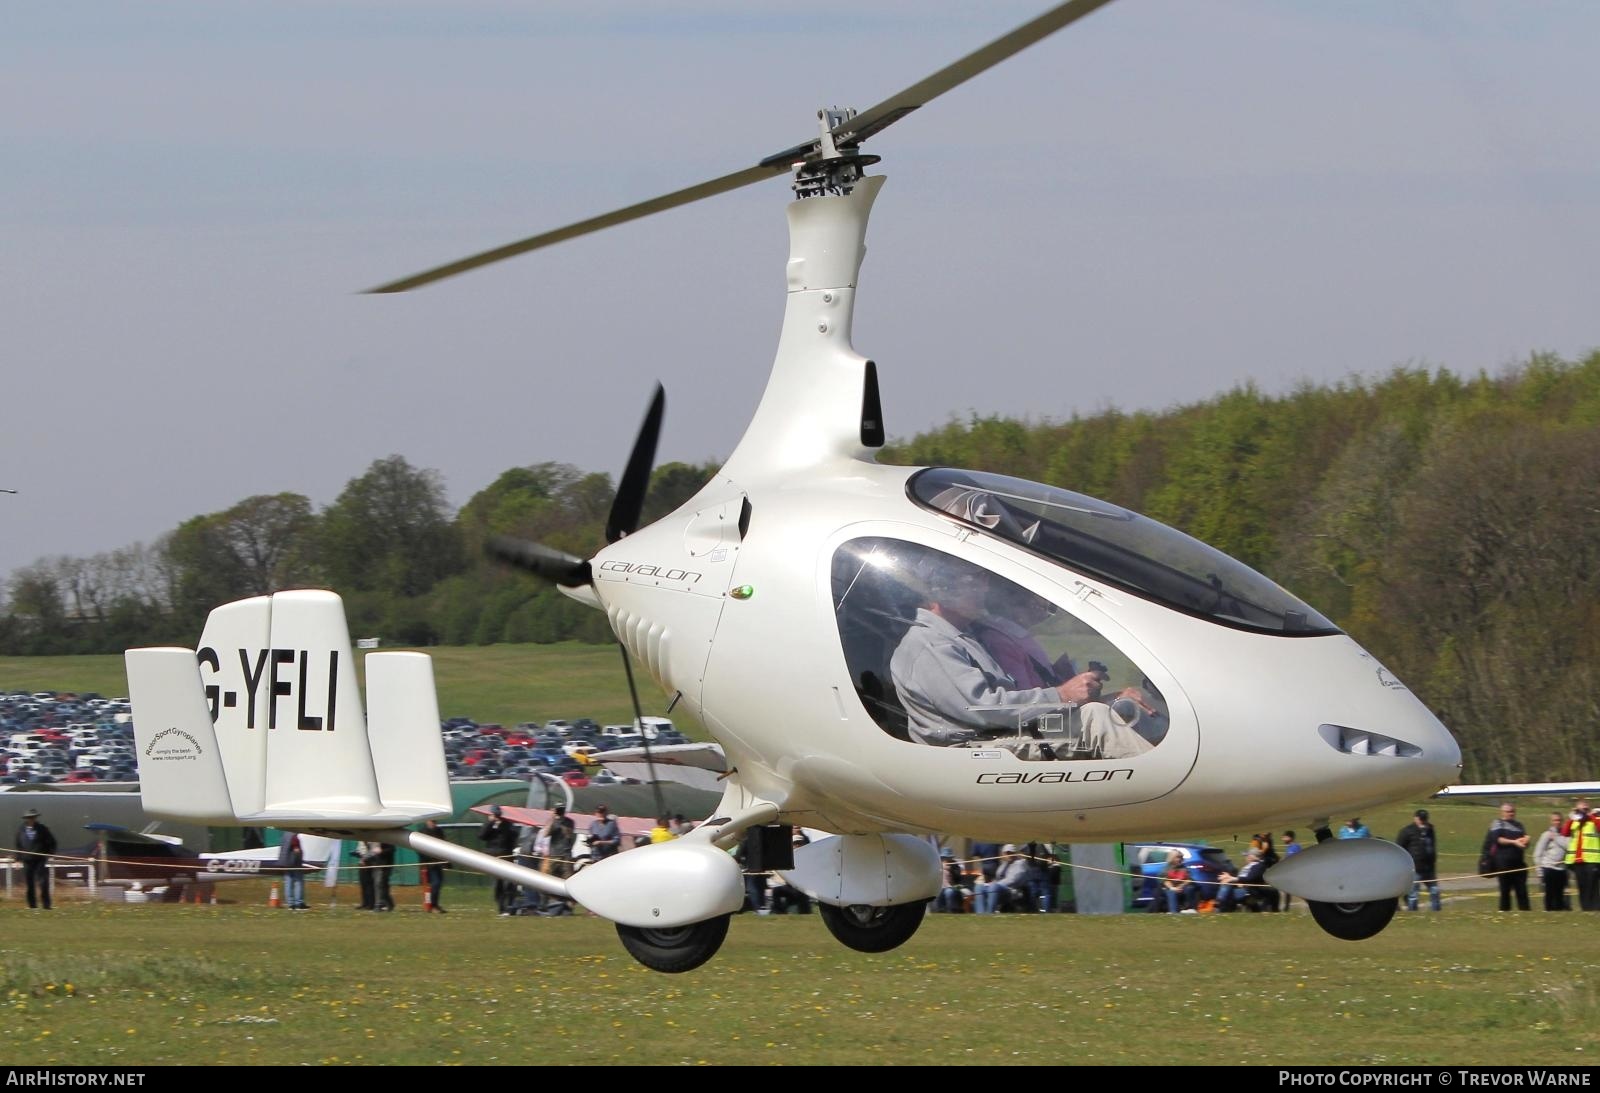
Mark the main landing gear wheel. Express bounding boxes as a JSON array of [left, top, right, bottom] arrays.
[[615, 914, 731, 973], [819, 901, 927, 953], [1307, 897, 1399, 941]]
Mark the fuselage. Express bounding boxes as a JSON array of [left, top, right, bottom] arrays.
[[571, 172, 1461, 842]]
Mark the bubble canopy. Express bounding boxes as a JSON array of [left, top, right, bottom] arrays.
[[907, 468, 1338, 636]]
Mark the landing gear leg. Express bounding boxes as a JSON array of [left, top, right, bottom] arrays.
[[1307, 897, 1398, 941], [819, 901, 927, 953], [615, 914, 732, 973]]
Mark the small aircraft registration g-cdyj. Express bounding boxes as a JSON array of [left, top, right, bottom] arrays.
[[123, 2, 1593, 972]]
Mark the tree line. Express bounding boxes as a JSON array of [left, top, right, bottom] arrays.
[[5, 351, 1599, 782]]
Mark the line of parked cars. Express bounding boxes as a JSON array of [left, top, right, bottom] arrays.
[[1, 691, 140, 785], [441, 715, 689, 783]]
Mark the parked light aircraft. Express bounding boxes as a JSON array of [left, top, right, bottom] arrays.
[[124, 1, 1594, 972], [51, 825, 338, 895]]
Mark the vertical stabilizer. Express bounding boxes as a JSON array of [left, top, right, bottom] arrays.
[[126, 647, 237, 823], [259, 590, 382, 814], [366, 651, 451, 815]]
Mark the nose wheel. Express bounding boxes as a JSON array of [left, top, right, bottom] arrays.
[[615, 914, 732, 973], [1307, 897, 1398, 941], [819, 901, 927, 953]]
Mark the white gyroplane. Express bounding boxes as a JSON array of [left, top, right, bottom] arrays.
[[128, 2, 1511, 971]]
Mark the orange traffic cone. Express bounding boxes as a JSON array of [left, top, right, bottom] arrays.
[[269, 883, 281, 908]]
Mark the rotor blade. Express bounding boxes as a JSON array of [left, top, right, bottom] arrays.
[[365, 1, 1116, 293], [830, 0, 1117, 149], [364, 165, 782, 293], [485, 535, 592, 587], [606, 384, 666, 544]]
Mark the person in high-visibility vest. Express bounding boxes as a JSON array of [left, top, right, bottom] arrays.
[[1562, 798, 1600, 912]]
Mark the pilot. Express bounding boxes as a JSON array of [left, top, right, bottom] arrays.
[[888, 560, 1151, 758]]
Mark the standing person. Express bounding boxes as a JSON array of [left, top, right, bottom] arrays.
[[479, 805, 520, 917], [356, 840, 383, 910], [278, 832, 307, 910], [1485, 803, 1531, 911], [1021, 841, 1055, 912], [650, 817, 675, 844], [588, 805, 622, 861], [13, 808, 57, 910], [419, 819, 448, 913], [1533, 812, 1570, 912], [1280, 830, 1303, 911], [1562, 798, 1600, 911], [374, 843, 396, 912], [1396, 809, 1441, 912], [539, 806, 578, 916]]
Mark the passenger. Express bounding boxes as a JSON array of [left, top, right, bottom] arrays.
[[889, 563, 1152, 759]]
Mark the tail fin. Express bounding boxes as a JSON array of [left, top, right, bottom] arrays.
[[127, 590, 450, 827]]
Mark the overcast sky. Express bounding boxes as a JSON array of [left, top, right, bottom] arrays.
[[4, 0, 1597, 585]]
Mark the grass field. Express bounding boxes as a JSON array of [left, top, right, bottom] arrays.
[[1, 887, 1595, 1067], [0, 643, 704, 737]]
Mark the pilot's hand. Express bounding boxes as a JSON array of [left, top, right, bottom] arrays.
[[1058, 671, 1103, 704]]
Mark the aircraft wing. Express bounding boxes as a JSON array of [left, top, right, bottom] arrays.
[[1434, 782, 1600, 798], [593, 742, 729, 794]]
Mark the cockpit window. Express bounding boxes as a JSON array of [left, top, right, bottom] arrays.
[[908, 467, 1338, 636], [833, 537, 1170, 759]]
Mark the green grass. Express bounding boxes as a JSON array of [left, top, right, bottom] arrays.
[[1, 891, 1595, 1066], [0, 643, 703, 738]]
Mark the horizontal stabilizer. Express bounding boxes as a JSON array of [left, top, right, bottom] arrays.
[[127, 590, 448, 828]]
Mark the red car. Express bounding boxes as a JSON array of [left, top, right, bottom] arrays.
[[561, 770, 589, 788]]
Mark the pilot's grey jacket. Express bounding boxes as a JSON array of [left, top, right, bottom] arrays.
[[890, 608, 1064, 746]]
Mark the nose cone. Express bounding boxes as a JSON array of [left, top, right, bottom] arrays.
[[1303, 642, 1462, 802]]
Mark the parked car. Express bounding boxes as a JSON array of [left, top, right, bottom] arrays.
[[561, 770, 589, 788]]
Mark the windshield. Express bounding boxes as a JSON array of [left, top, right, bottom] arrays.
[[908, 468, 1337, 635]]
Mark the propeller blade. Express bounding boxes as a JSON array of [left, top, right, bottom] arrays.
[[606, 384, 666, 544], [485, 535, 592, 587], [830, 0, 1116, 149], [617, 644, 668, 825]]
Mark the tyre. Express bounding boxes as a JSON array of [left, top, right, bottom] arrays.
[[819, 901, 927, 953], [615, 914, 731, 973], [1307, 897, 1398, 941]]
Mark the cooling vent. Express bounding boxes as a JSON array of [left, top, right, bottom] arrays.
[[1319, 723, 1423, 759], [608, 606, 670, 690]]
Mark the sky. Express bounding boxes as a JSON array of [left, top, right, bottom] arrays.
[[3, 0, 1597, 585]]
